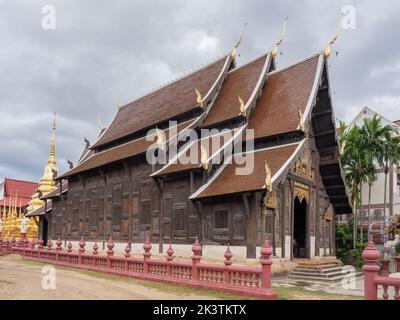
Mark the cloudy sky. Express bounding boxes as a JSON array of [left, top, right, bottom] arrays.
[[1, 0, 399, 182]]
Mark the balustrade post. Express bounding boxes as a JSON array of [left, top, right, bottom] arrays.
[[191, 237, 201, 282], [67, 241, 72, 253], [260, 239, 273, 289], [224, 243, 233, 285], [166, 242, 174, 277], [92, 242, 99, 255], [78, 235, 85, 265], [0, 234, 3, 255], [55, 236, 62, 262], [362, 240, 380, 300], [107, 236, 114, 269], [143, 237, 152, 274], [47, 240, 52, 251], [124, 242, 131, 271]]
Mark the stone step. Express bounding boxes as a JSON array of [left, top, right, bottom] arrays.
[[290, 270, 349, 278], [292, 266, 345, 274], [288, 274, 350, 284], [296, 264, 341, 271]]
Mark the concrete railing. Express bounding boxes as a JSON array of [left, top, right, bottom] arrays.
[[0, 234, 277, 300], [363, 240, 400, 300]]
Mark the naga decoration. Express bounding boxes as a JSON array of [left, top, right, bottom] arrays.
[[195, 88, 204, 109], [237, 95, 246, 118], [263, 160, 272, 192], [230, 23, 247, 60], [298, 108, 305, 132], [271, 17, 288, 58], [155, 127, 166, 151], [200, 143, 209, 171], [324, 14, 344, 59]]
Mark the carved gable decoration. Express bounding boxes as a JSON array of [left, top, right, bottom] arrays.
[[292, 140, 314, 180], [294, 182, 310, 203]]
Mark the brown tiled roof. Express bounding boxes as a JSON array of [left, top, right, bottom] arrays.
[[154, 129, 238, 176], [247, 55, 320, 139], [25, 201, 52, 217], [202, 55, 267, 127], [393, 120, 400, 126], [60, 121, 190, 178], [41, 180, 69, 200], [191, 143, 300, 199], [92, 57, 228, 149]]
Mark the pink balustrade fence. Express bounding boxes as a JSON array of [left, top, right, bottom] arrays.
[[363, 240, 400, 300], [0, 234, 277, 300]]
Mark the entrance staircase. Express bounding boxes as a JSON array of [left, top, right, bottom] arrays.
[[288, 259, 358, 285]]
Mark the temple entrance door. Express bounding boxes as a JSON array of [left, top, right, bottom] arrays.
[[41, 217, 48, 245], [293, 196, 307, 258]]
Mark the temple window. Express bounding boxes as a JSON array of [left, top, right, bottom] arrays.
[[214, 210, 228, 230]]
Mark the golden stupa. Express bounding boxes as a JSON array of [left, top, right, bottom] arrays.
[[25, 113, 58, 240]]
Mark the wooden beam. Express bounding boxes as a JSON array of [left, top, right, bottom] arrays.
[[314, 129, 335, 137]]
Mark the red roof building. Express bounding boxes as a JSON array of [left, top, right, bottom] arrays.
[[0, 178, 38, 212]]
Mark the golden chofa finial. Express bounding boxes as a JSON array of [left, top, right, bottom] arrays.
[[237, 95, 246, 118], [324, 14, 344, 59], [272, 17, 288, 58], [155, 127, 166, 151], [298, 108, 305, 132], [230, 23, 248, 60], [200, 143, 209, 171], [263, 160, 272, 192], [195, 88, 204, 109]]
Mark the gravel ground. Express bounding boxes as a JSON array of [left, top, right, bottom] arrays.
[[0, 255, 219, 300]]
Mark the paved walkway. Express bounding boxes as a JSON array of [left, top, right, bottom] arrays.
[[0, 255, 217, 300]]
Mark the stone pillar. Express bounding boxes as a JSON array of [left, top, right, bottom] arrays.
[[362, 240, 380, 300], [166, 242, 174, 277]]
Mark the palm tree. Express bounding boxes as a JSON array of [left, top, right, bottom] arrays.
[[380, 130, 400, 238], [340, 124, 370, 248], [359, 115, 385, 240]]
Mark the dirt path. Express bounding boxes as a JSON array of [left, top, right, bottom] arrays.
[[0, 255, 219, 300]]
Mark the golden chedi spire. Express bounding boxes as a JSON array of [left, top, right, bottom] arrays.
[[27, 113, 58, 218]]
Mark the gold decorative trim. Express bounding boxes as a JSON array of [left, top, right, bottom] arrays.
[[294, 181, 310, 202]]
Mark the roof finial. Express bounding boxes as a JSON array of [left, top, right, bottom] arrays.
[[324, 13, 344, 59], [271, 17, 288, 58], [52, 112, 56, 130], [49, 112, 56, 159], [230, 23, 248, 60]]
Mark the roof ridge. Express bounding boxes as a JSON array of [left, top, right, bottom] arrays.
[[121, 53, 230, 110], [268, 52, 322, 76], [227, 52, 269, 74], [4, 178, 38, 185]]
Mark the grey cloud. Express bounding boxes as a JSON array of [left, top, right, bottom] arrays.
[[1, 0, 399, 182]]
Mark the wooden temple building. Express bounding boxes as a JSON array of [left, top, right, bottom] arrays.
[[27, 29, 352, 259]]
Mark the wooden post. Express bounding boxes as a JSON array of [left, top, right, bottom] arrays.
[[362, 240, 380, 300], [191, 237, 201, 282]]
